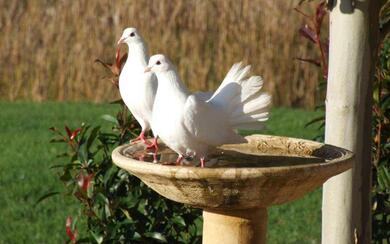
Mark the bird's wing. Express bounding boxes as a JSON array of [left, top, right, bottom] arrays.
[[183, 95, 245, 146]]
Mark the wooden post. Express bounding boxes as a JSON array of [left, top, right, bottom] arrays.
[[202, 208, 268, 244], [322, 1, 379, 243]]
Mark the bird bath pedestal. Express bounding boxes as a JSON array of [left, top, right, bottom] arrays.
[[112, 135, 353, 244]]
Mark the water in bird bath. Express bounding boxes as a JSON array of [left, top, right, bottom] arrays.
[[122, 139, 334, 168]]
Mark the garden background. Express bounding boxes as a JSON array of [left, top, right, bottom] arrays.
[[1, 0, 389, 243]]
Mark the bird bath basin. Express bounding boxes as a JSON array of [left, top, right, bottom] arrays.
[[112, 135, 353, 244]]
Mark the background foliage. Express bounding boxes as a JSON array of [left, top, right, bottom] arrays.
[[0, 0, 322, 107], [47, 104, 202, 243], [42, 3, 329, 240], [2, 0, 388, 242], [372, 35, 390, 243]]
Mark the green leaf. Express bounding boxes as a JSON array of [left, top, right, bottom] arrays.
[[90, 231, 103, 244], [384, 142, 390, 150], [55, 152, 70, 158], [49, 137, 66, 143], [35, 191, 60, 205], [381, 94, 390, 110], [87, 179, 94, 199], [60, 170, 72, 182], [104, 202, 111, 218], [137, 198, 146, 214], [194, 217, 203, 236], [87, 126, 100, 149], [109, 99, 124, 105], [103, 166, 117, 187], [95, 193, 109, 205], [132, 232, 141, 240], [101, 114, 119, 125], [71, 215, 79, 230], [144, 232, 167, 243], [49, 163, 80, 169], [171, 215, 186, 227], [78, 143, 88, 163], [120, 208, 133, 221], [305, 115, 325, 128], [378, 166, 390, 191]]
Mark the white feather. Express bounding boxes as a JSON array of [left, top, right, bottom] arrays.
[[208, 62, 251, 106], [208, 62, 271, 131]]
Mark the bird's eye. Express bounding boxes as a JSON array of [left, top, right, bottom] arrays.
[[156, 61, 161, 65], [130, 32, 135, 37]]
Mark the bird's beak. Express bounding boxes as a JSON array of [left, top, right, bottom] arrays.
[[144, 66, 152, 73], [117, 36, 126, 46]]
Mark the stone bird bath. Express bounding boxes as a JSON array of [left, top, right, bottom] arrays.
[[112, 135, 353, 244]]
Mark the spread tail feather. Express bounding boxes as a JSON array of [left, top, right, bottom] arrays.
[[208, 62, 271, 131]]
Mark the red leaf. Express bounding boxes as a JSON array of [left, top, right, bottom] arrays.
[[94, 58, 112, 71], [115, 48, 121, 70], [321, 40, 329, 57], [77, 173, 94, 192], [295, 57, 321, 67], [299, 25, 317, 43], [65, 126, 72, 138], [115, 49, 128, 75], [373, 105, 381, 116], [83, 174, 94, 192], [119, 53, 128, 70], [70, 128, 81, 141], [315, 1, 327, 31], [66, 216, 77, 244]]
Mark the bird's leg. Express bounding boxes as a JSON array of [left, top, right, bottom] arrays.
[[130, 131, 144, 143], [146, 137, 159, 151], [200, 157, 206, 168], [130, 130, 152, 146], [153, 152, 158, 163], [176, 155, 184, 166], [146, 137, 159, 163]]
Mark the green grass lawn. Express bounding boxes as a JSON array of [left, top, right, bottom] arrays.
[[0, 102, 323, 244]]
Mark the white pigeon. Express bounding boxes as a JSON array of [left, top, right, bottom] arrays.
[[117, 27, 158, 148], [145, 54, 271, 167]]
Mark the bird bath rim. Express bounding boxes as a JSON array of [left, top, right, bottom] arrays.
[[112, 134, 353, 180], [112, 134, 353, 209]]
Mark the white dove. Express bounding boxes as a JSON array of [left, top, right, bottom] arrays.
[[117, 27, 158, 149], [145, 54, 271, 167]]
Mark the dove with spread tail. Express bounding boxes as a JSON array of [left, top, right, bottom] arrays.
[[145, 54, 271, 167]]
